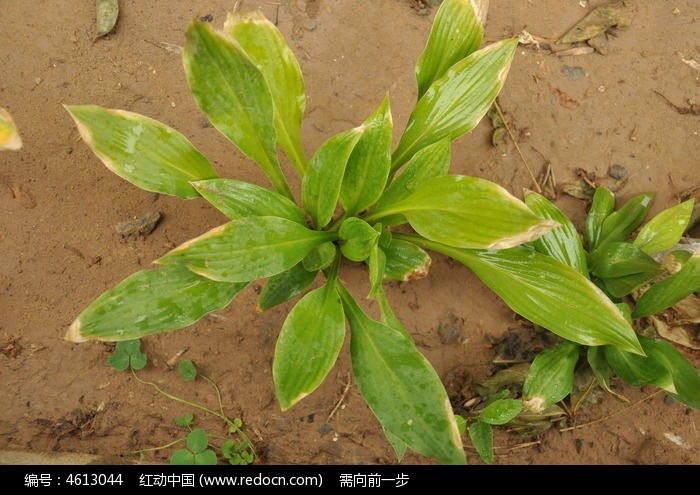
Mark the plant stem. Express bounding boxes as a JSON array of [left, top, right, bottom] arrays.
[[126, 437, 186, 456], [493, 99, 541, 194], [130, 369, 257, 457], [201, 374, 227, 420], [131, 369, 230, 427]]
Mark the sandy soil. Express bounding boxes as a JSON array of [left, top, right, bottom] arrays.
[[1, 0, 698, 465]]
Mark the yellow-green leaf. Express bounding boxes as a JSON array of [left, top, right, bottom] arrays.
[[405, 236, 644, 354], [273, 280, 345, 409], [371, 175, 557, 249], [340, 96, 393, 217], [302, 127, 363, 228], [392, 38, 517, 168], [415, 0, 487, 98], [633, 199, 695, 255], [597, 192, 654, 249], [192, 179, 305, 223], [375, 139, 451, 213], [224, 11, 307, 174], [340, 284, 465, 464], [67, 265, 245, 342], [184, 21, 292, 199], [66, 105, 217, 198], [383, 239, 432, 282], [157, 217, 335, 282], [585, 187, 615, 251], [525, 191, 588, 276], [0, 108, 22, 151]]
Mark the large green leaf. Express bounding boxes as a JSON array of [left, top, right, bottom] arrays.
[[369, 175, 557, 249], [340, 96, 393, 217], [184, 21, 291, 199], [524, 191, 588, 276], [273, 279, 345, 409], [66, 105, 217, 198], [415, 0, 487, 98], [633, 253, 700, 318], [257, 263, 317, 312], [157, 217, 335, 282], [66, 264, 245, 342], [633, 199, 695, 255], [392, 38, 517, 168], [375, 139, 451, 212], [585, 187, 615, 251], [224, 11, 307, 174], [403, 236, 643, 354], [383, 239, 432, 282], [339, 284, 465, 464], [192, 179, 305, 223], [302, 127, 363, 228], [523, 342, 580, 412], [596, 192, 654, 249]]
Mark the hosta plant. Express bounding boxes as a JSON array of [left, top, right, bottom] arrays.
[[65, 1, 647, 464], [465, 188, 699, 463]]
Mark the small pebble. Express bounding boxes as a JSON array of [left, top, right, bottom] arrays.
[[304, 20, 318, 31], [199, 14, 214, 22], [562, 65, 588, 81], [608, 164, 627, 180]]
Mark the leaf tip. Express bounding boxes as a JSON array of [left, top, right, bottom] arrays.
[[66, 318, 88, 343], [522, 395, 545, 413], [488, 219, 559, 249], [445, 397, 464, 451]]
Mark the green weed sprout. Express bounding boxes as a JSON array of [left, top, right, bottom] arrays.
[[109, 346, 255, 465], [66, 1, 649, 464]]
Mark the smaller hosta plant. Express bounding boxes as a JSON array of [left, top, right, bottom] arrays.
[[520, 188, 699, 411], [472, 189, 699, 461], [66, 1, 647, 463]]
